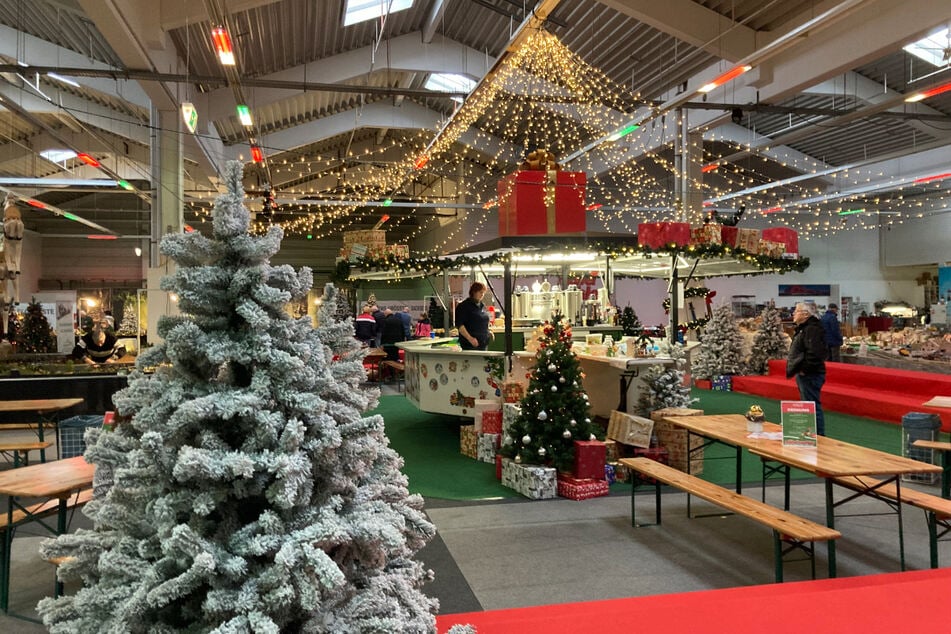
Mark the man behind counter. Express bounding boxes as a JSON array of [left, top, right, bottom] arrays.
[[455, 282, 494, 351]]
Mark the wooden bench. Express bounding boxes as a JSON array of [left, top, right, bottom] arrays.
[[0, 440, 53, 467], [621, 457, 840, 582], [0, 487, 94, 534], [912, 439, 951, 498], [831, 475, 951, 569], [0, 423, 59, 431], [381, 360, 405, 391]]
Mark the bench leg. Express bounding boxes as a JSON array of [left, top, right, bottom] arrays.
[[928, 511, 939, 569], [630, 478, 661, 527], [773, 531, 783, 583], [825, 479, 837, 578]]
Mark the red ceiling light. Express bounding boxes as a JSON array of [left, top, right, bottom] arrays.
[[585, 203, 602, 211], [414, 155, 429, 170], [914, 172, 951, 184], [86, 234, 117, 240], [698, 65, 752, 94], [211, 27, 236, 66], [26, 199, 45, 209], [905, 81, 951, 103], [250, 145, 264, 163], [760, 206, 783, 214], [701, 163, 719, 173], [76, 153, 100, 167]]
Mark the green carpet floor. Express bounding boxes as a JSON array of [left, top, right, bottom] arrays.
[[373, 388, 936, 501]]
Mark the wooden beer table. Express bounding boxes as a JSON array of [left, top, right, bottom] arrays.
[[0, 398, 84, 463], [663, 414, 941, 577]]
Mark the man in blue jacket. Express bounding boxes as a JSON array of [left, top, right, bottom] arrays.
[[820, 303, 844, 362]]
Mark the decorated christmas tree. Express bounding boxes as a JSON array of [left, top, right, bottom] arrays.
[[15, 299, 56, 353], [501, 318, 599, 472], [618, 306, 643, 337], [746, 304, 789, 375], [116, 298, 139, 336], [636, 343, 696, 415], [38, 162, 438, 632], [693, 304, 745, 379]]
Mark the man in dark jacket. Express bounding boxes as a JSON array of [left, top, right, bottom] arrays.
[[787, 302, 829, 435], [820, 303, 843, 362]]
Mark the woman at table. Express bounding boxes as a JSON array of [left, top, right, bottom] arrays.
[[455, 282, 494, 351]]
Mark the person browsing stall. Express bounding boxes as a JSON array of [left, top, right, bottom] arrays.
[[820, 303, 844, 362], [354, 305, 377, 347], [73, 318, 125, 364], [455, 282, 494, 351], [787, 302, 828, 435]]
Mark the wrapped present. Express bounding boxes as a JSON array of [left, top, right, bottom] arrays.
[[501, 458, 557, 500], [497, 170, 587, 236], [611, 461, 630, 483], [459, 425, 478, 459], [472, 399, 500, 432], [720, 226, 739, 247], [761, 227, 799, 257], [633, 447, 669, 484], [503, 381, 526, 403], [478, 433, 501, 463], [556, 474, 610, 501], [691, 224, 722, 245], [495, 453, 503, 480], [604, 463, 616, 485], [736, 228, 761, 253], [482, 410, 503, 434], [650, 407, 705, 474], [760, 240, 786, 259], [607, 410, 653, 448], [604, 439, 619, 462], [503, 403, 521, 437], [712, 375, 732, 391], [638, 222, 691, 250], [573, 440, 606, 480]]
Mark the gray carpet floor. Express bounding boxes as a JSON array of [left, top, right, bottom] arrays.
[[1, 478, 945, 631]]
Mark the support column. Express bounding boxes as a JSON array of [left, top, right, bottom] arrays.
[[146, 107, 184, 343]]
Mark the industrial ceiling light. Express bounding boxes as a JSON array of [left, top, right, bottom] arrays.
[[211, 27, 236, 66], [904, 80, 951, 102], [181, 102, 198, 133], [76, 153, 100, 167], [236, 104, 253, 126], [134, 246, 142, 257], [698, 65, 752, 94], [250, 145, 264, 163]]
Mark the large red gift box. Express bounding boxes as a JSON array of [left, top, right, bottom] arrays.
[[497, 170, 586, 236], [761, 227, 799, 256], [638, 222, 690, 249], [573, 439, 606, 480], [557, 474, 610, 500], [720, 226, 738, 247], [482, 410, 502, 434]]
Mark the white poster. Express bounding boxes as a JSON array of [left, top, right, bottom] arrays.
[[33, 291, 77, 354]]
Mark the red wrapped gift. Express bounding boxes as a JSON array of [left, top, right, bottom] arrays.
[[690, 224, 721, 245], [557, 474, 610, 500], [573, 440, 606, 480], [482, 410, 502, 434], [502, 381, 525, 403], [736, 228, 761, 253], [495, 454, 503, 480], [497, 170, 587, 236], [761, 227, 799, 256], [633, 446, 669, 484], [637, 222, 690, 249], [720, 226, 738, 247]]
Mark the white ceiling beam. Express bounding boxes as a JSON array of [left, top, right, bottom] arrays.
[[422, 0, 449, 44], [78, 0, 225, 186], [159, 0, 280, 30], [0, 24, 150, 109], [197, 32, 495, 122]]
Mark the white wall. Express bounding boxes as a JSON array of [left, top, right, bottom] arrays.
[[882, 213, 951, 267]]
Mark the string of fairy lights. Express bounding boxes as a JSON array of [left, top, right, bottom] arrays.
[[184, 28, 951, 250]]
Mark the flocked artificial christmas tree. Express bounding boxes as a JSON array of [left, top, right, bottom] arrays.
[[15, 299, 56, 353], [746, 303, 789, 375], [38, 161, 439, 633], [501, 318, 599, 472], [636, 343, 696, 415], [692, 304, 745, 379], [116, 298, 139, 336]]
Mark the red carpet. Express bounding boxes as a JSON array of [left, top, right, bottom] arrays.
[[437, 568, 950, 632]]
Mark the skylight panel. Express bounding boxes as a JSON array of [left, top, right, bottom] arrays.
[[904, 27, 951, 67], [39, 149, 77, 164], [424, 73, 476, 101], [343, 0, 414, 27]]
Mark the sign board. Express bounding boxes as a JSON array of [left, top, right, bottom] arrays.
[[33, 291, 78, 355], [781, 401, 818, 447], [778, 284, 831, 297]]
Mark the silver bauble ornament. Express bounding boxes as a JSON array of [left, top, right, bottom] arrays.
[[570, 419, 577, 426], [585, 417, 591, 424], [562, 430, 572, 438], [522, 434, 532, 444], [538, 447, 546, 457], [503, 435, 512, 445], [548, 363, 557, 372], [559, 377, 566, 383], [589, 433, 596, 441], [551, 385, 558, 392], [514, 454, 522, 464], [538, 410, 548, 421]]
